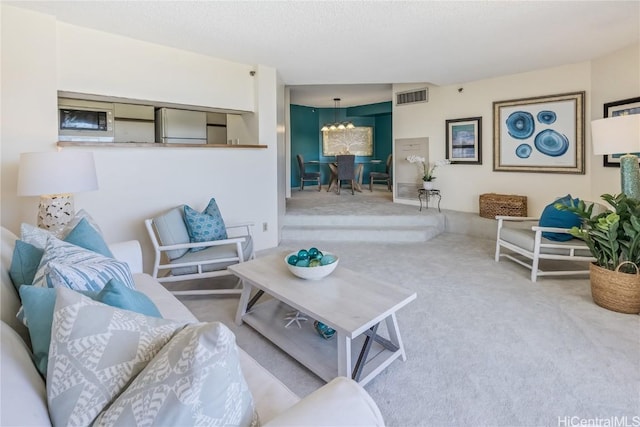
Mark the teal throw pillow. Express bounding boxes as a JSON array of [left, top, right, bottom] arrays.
[[539, 195, 582, 241], [183, 198, 228, 252], [11, 218, 112, 290], [9, 240, 44, 290], [19, 280, 161, 376], [64, 217, 113, 258], [19, 286, 98, 376], [97, 278, 162, 318]]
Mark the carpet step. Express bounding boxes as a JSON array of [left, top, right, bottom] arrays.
[[283, 213, 443, 227], [281, 224, 443, 242]]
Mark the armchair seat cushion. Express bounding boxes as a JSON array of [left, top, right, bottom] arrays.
[[500, 227, 592, 257], [170, 235, 254, 276]]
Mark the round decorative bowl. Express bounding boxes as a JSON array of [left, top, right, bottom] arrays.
[[285, 251, 339, 280]]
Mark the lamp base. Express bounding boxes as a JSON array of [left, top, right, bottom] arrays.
[[38, 194, 74, 235], [619, 155, 640, 200]]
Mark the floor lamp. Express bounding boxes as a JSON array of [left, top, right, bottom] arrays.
[[591, 114, 640, 199], [17, 151, 98, 234]]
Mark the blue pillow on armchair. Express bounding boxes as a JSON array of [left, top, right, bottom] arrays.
[[539, 195, 582, 241], [183, 198, 228, 252]]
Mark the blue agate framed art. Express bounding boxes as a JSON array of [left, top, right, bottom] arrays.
[[493, 91, 585, 174], [603, 96, 640, 167]]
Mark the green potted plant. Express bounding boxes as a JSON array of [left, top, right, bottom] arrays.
[[557, 193, 640, 313]]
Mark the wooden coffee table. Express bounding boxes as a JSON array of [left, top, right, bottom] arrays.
[[229, 250, 416, 386]]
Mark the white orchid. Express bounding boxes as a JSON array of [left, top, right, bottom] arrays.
[[406, 156, 450, 181]]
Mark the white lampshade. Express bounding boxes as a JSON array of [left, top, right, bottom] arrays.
[[18, 151, 99, 232], [17, 151, 98, 196], [591, 114, 640, 155]]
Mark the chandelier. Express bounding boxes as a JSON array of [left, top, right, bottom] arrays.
[[321, 98, 355, 132]]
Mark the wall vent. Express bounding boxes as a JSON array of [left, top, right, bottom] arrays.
[[396, 88, 428, 106]]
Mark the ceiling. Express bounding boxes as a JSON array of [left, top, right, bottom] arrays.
[[9, 1, 640, 108]]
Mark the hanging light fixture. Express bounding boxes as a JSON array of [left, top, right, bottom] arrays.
[[321, 98, 355, 132]]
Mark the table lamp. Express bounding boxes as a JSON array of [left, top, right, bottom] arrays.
[[591, 114, 640, 199], [17, 151, 98, 234]]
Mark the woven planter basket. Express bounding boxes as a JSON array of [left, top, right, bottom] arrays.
[[589, 262, 640, 314]]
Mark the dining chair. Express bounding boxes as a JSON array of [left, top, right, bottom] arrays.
[[369, 154, 392, 192], [326, 163, 339, 192], [296, 154, 321, 191], [336, 154, 356, 195]]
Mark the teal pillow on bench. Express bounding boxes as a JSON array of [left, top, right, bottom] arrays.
[[539, 195, 581, 241]]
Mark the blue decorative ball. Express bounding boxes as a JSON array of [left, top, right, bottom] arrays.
[[314, 321, 336, 340]]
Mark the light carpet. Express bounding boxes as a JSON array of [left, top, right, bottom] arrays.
[[179, 233, 640, 427]]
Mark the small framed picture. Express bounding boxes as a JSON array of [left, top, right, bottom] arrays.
[[602, 96, 640, 167], [446, 117, 482, 164]]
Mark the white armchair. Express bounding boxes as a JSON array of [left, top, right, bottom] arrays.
[[494, 215, 595, 282], [144, 205, 255, 295], [494, 198, 608, 282]]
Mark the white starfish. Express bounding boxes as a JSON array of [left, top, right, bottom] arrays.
[[284, 311, 308, 328]]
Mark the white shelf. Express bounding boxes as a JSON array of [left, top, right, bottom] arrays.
[[242, 299, 400, 384]]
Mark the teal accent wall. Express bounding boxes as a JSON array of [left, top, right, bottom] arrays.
[[290, 101, 392, 188]]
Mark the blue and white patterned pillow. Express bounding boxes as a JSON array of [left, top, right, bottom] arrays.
[[48, 289, 258, 427], [183, 198, 228, 252], [33, 236, 135, 291]]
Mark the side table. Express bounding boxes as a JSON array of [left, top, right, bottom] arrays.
[[418, 188, 441, 212]]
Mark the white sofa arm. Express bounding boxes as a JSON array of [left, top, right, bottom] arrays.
[[263, 377, 384, 427], [109, 240, 143, 274]]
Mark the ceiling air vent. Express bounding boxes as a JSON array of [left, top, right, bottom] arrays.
[[396, 88, 428, 106]]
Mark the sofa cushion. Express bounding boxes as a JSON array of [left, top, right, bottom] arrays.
[[64, 217, 113, 258], [20, 209, 102, 249], [33, 236, 134, 291], [19, 286, 98, 376], [97, 278, 162, 318], [48, 288, 257, 427], [20, 280, 162, 376], [9, 240, 43, 291], [0, 322, 50, 427], [153, 206, 190, 260], [47, 288, 188, 426], [184, 198, 228, 252], [94, 322, 258, 427], [12, 218, 112, 290], [539, 194, 582, 241]]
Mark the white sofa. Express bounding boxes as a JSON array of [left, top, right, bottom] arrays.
[[0, 226, 384, 426]]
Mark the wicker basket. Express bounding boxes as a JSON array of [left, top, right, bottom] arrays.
[[589, 262, 640, 314], [479, 193, 527, 219]]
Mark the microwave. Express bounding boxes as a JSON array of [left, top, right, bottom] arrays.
[[58, 98, 115, 142]]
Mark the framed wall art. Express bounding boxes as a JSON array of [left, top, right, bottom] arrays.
[[493, 91, 585, 174], [602, 96, 640, 167], [445, 117, 482, 164], [322, 127, 373, 156]]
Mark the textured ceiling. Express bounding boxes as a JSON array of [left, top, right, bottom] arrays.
[[9, 1, 640, 107]]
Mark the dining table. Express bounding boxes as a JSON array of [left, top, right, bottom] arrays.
[[307, 159, 385, 193]]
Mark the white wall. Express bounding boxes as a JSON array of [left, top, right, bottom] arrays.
[[590, 43, 640, 200], [1, 5, 281, 273], [56, 23, 256, 112], [393, 47, 639, 215]]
